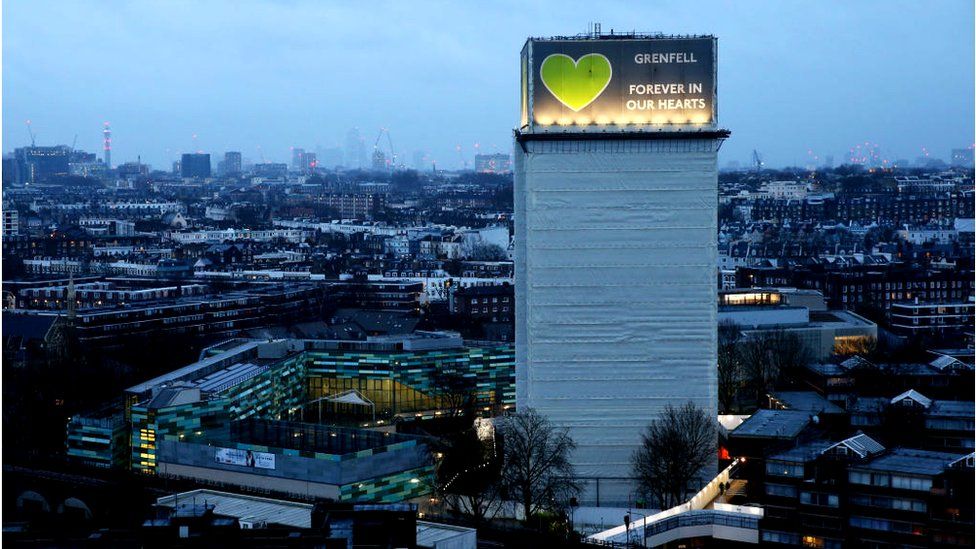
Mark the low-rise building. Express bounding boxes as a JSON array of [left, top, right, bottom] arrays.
[[718, 288, 877, 359], [889, 299, 975, 339]]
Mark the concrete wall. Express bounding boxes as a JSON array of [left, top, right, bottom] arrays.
[[156, 439, 430, 495]]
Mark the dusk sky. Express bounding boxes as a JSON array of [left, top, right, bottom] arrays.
[[4, 1, 974, 169]]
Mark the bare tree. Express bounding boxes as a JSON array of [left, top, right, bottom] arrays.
[[765, 330, 813, 388], [632, 402, 717, 510], [739, 332, 779, 409], [717, 321, 743, 414], [468, 242, 508, 261], [500, 408, 580, 520], [432, 369, 478, 419], [436, 425, 503, 524], [739, 329, 813, 407]]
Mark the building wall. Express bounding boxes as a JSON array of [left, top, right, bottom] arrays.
[[305, 345, 515, 416], [65, 416, 129, 469], [516, 137, 720, 505], [155, 438, 433, 503], [130, 399, 230, 473]]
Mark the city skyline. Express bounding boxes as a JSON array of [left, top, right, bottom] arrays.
[[3, 1, 974, 170]]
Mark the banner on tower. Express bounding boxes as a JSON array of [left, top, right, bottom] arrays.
[[521, 36, 716, 131]]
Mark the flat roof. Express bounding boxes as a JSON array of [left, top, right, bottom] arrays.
[[857, 448, 961, 476], [527, 33, 714, 42], [770, 391, 843, 415], [768, 440, 833, 462], [209, 419, 426, 456], [194, 361, 270, 393], [731, 409, 811, 440], [930, 400, 975, 418], [126, 340, 263, 394], [805, 362, 847, 377], [416, 521, 477, 546], [156, 489, 312, 528]]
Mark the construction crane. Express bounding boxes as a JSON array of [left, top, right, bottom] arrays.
[[25, 120, 36, 146], [752, 149, 764, 172]]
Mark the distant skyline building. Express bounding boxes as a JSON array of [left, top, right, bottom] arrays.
[[103, 122, 112, 169], [302, 152, 317, 174], [180, 153, 211, 178], [345, 128, 367, 169], [11, 145, 71, 184], [515, 34, 727, 505], [223, 151, 242, 176], [371, 149, 387, 172], [317, 146, 343, 169], [412, 150, 429, 172], [292, 147, 306, 171], [950, 147, 974, 168], [252, 162, 288, 178], [475, 153, 511, 174]]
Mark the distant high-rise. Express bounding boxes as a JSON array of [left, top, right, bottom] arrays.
[[345, 128, 367, 169], [292, 148, 306, 171], [371, 149, 387, 172], [180, 153, 211, 178], [412, 150, 429, 171], [475, 153, 512, 174], [103, 122, 112, 169], [302, 152, 317, 174], [13, 146, 71, 184], [223, 151, 242, 176]]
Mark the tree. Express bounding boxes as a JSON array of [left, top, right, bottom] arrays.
[[632, 402, 717, 510], [739, 332, 779, 409], [500, 408, 580, 521], [739, 330, 813, 407], [834, 336, 877, 357], [435, 425, 503, 524], [468, 242, 508, 261], [431, 369, 478, 420], [717, 321, 743, 414], [764, 330, 813, 388]]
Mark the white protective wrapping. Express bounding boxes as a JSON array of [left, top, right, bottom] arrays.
[[515, 137, 720, 506]]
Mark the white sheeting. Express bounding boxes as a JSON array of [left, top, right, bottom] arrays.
[[515, 138, 721, 505]]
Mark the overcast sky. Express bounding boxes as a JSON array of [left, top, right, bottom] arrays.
[[3, 1, 974, 169]]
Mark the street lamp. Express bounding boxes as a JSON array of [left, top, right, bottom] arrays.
[[626, 509, 649, 546]]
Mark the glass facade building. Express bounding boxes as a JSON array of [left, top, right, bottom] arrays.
[[70, 335, 514, 498]]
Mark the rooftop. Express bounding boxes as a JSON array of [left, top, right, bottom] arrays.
[[529, 32, 714, 42], [194, 361, 271, 393], [823, 433, 886, 459], [730, 409, 811, 440], [126, 340, 264, 395], [768, 440, 833, 463], [202, 419, 427, 457], [770, 391, 844, 415], [156, 489, 313, 528], [856, 448, 962, 476]]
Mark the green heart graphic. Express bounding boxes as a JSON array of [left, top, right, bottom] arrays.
[[540, 53, 612, 112]]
